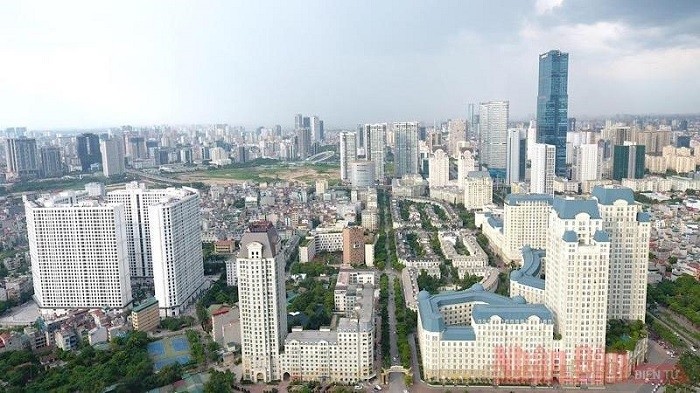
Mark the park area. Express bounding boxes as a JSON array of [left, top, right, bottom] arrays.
[[147, 336, 192, 371]]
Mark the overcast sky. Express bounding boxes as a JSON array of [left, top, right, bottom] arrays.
[[0, 0, 698, 129]]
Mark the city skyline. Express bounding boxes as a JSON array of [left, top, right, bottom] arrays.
[[0, 1, 699, 129]]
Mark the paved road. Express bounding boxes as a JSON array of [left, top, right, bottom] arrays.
[[648, 311, 696, 349]]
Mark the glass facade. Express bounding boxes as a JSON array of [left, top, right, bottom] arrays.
[[536, 50, 569, 177]]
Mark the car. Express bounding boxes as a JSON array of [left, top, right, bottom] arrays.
[[374, 385, 382, 391], [354, 386, 363, 391]]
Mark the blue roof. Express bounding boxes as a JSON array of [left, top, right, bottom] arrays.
[[486, 216, 503, 229], [562, 230, 578, 242], [504, 193, 554, 206], [418, 283, 554, 341], [472, 304, 553, 324], [592, 186, 635, 205], [594, 230, 610, 242], [552, 197, 601, 219], [510, 246, 545, 290], [637, 212, 651, 222]]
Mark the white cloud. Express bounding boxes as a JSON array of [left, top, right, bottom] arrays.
[[535, 0, 564, 15]]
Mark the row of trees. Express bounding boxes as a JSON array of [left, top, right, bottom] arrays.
[[379, 274, 391, 367], [393, 277, 416, 368], [647, 275, 700, 326]]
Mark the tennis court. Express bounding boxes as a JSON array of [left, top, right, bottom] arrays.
[[147, 335, 192, 371]]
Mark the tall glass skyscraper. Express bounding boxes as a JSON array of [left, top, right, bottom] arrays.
[[536, 50, 569, 177]]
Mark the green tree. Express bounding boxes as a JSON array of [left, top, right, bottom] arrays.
[[203, 369, 236, 393]]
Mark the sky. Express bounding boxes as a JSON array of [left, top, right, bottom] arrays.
[[0, 0, 698, 129]]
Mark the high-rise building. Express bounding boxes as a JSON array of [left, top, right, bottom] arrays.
[[574, 144, 599, 182], [39, 146, 62, 178], [479, 101, 509, 171], [365, 123, 387, 181], [127, 137, 147, 160], [503, 193, 553, 262], [100, 137, 126, 177], [545, 198, 609, 369], [612, 144, 645, 180], [447, 119, 467, 156], [5, 137, 40, 179], [76, 133, 102, 172], [428, 148, 450, 188], [536, 50, 569, 177], [592, 186, 650, 321], [463, 171, 493, 210], [350, 161, 375, 188], [394, 122, 420, 178], [530, 143, 556, 195], [467, 103, 478, 139], [296, 128, 312, 160], [24, 192, 132, 315], [148, 189, 204, 317], [339, 132, 357, 182], [310, 116, 323, 142], [456, 150, 476, 189], [506, 128, 526, 184], [236, 222, 288, 382], [294, 114, 303, 129]]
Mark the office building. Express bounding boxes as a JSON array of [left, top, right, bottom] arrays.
[[339, 132, 357, 182], [479, 101, 509, 171], [428, 148, 450, 188], [296, 128, 312, 160], [100, 137, 126, 177], [394, 122, 420, 178], [536, 50, 569, 177], [40, 146, 63, 178], [295, 114, 304, 130], [530, 143, 556, 194], [592, 186, 650, 321], [236, 222, 288, 382], [24, 192, 132, 315], [463, 171, 493, 210], [365, 123, 387, 181], [127, 136, 147, 160], [76, 133, 102, 172], [467, 103, 478, 139], [447, 119, 467, 156], [148, 188, 205, 317], [5, 137, 40, 179], [350, 161, 375, 188], [310, 116, 323, 142], [612, 144, 645, 180], [506, 128, 526, 184]]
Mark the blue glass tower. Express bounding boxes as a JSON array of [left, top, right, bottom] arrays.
[[536, 50, 569, 177]]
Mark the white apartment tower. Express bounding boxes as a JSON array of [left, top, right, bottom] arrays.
[[428, 148, 450, 188], [237, 222, 288, 382], [478, 101, 509, 170], [148, 189, 205, 317], [530, 143, 556, 195], [394, 122, 420, 178], [503, 194, 554, 262], [100, 137, 126, 177], [365, 123, 387, 181], [25, 192, 133, 315], [545, 198, 610, 379], [339, 132, 358, 182], [574, 144, 599, 183], [463, 171, 493, 210], [592, 186, 651, 321], [456, 149, 476, 189]]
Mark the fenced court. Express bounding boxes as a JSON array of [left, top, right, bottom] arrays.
[[147, 335, 192, 371]]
